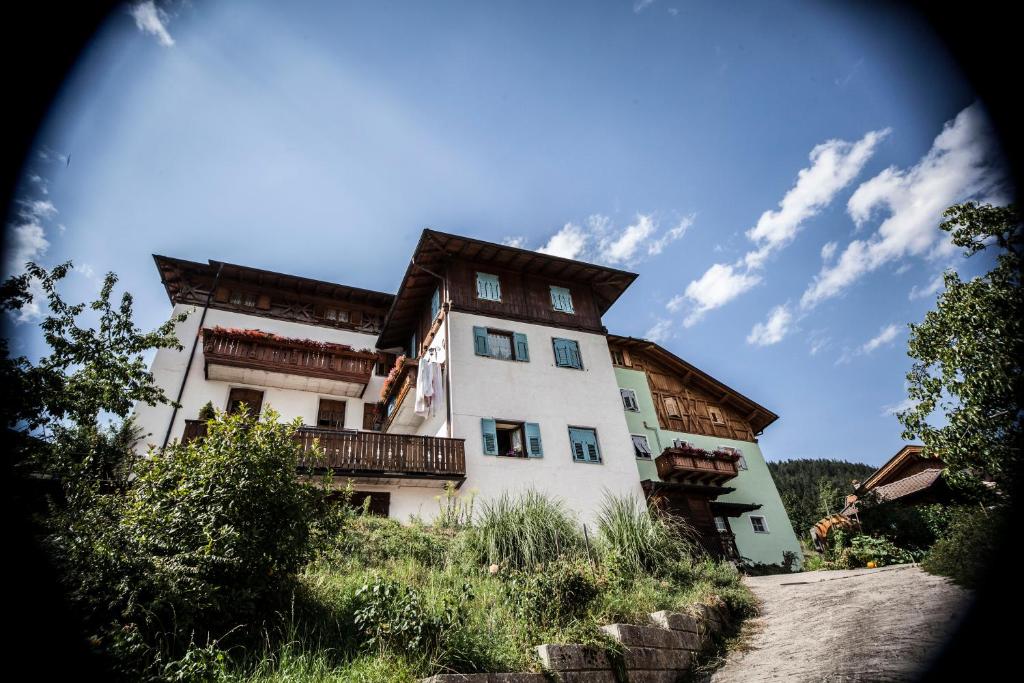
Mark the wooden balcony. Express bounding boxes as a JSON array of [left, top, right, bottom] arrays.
[[654, 446, 739, 487], [181, 420, 465, 485], [202, 327, 377, 397], [380, 357, 419, 432]]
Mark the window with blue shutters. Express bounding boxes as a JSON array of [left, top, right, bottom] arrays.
[[430, 287, 441, 320], [476, 272, 502, 301], [550, 286, 575, 313], [568, 427, 601, 463], [552, 338, 583, 369], [474, 326, 529, 361]]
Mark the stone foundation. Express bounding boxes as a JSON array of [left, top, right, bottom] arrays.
[[419, 598, 733, 683]]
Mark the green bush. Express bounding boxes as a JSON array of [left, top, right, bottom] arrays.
[[922, 505, 1002, 587], [500, 557, 600, 628], [331, 515, 451, 568], [353, 575, 464, 656], [594, 493, 696, 581], [847, 534, 921, 566], [48, 408, 332, 672], [466, 489, 583, 570]]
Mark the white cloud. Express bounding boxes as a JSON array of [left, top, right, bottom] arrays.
[[820, 241, 838, 262], [18, 199, 57, 220], [501, 236, 527, 249], [537, 222, 589, 260], [534, 212, 693, 266], [880, 397, 915, 417], [743, 128, 889, 269], [5, 222, 49, 276], [598, 214, 657, 264], [644, 318, 673, 343], [801, 103, 1003, 309], [647, 215, 694, 256], [671, 128, 885, 326], [746, 305, 793, 346], [909, 272, 947, 301], [634, 0, 657, 12], [681, 263, 761, 327], [861, 323, 902, 354], [131, 1, 175, 47], [808, 331, 831, 356]]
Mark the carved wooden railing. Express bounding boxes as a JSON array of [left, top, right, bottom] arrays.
[[202, 327, 377, 386], [655, 446, 739, 486], [182, 420, 465, 479]]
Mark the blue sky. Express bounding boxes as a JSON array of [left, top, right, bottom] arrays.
[[4, 1, 1010, 467]]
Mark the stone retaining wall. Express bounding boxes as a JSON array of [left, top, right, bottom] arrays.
[[420, 598, 733, 683]]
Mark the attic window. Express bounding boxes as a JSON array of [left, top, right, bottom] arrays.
[[611, 349, 625, 366], [664, 397, 682, 418], [708, 406, 725, 424], [550, 286, 574, 313], [323, 308, 349, 323], [476, 272, 502, 301]]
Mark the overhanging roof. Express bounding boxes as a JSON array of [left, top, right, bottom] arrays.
[[608, 334, 779, 434], [153, 255, 395, 310], [855, 444, 932, 494], [377, 229, 638, 348]]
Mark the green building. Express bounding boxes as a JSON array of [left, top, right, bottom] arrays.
[[609, 335, 802, 567]]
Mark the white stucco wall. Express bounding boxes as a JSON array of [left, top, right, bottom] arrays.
[[132, 304, 384, 452], [444, 311, 646, 527]]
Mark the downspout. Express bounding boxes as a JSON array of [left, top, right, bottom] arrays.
[[643, 420, 663, 452], [161, 262, 224, 449]]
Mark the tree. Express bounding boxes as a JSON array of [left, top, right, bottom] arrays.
[[2, 262, 185, 483], [899, 202, 1022, 494]]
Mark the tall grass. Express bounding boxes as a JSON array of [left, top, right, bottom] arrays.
[[594, 492, 698, 575], [467, 489, 584, 569]]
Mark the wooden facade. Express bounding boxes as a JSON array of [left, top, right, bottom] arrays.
[[377, 229, 638, 351], [608, 335, 778, 442], [154, 255, 394, 335]]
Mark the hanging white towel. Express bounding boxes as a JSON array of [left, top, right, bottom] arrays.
[[414, 358, 432, 417]]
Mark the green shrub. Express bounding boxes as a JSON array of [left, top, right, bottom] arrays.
[[466, 489, 583, 570], [847, 534, 921, 566], [594, 493, 696, 581], [922, 505, 1002, 587], [48, 408, 332, 671], [331, 515, 451, 568], [500, 557, 600, 628]]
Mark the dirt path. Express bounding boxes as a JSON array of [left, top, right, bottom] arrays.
[[709, 564, 971, 682]]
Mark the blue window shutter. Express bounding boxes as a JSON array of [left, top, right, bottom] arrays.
[[550, 286, 574, 313], [513, 332, 529, 361], [569, 427, 600, 462], [553, 338, 582, 369], [525, 423, 543, 457], [430, 287, 440, 319], [476, 272, 501, 301], [481, 418, 498, 455], [473, 326, 490, 356]]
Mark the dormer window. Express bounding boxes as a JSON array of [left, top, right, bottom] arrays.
[[323, 308, 349, 323], [550, 286, 574, 314], [476, 272, 502, 301]]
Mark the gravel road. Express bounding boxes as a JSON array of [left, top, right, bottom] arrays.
[[709, 564, 971, 682]]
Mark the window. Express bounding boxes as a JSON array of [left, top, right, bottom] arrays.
[[376, 353, 396, 377], [620, 388, 639, 411], [481, 419, 543, 457], [226, 388, 263, 417], [473, 327, 529, 361], [611, 349, 625, 366], [317, 399, 346, 429], [750, 515, 769, 534], [631, 434, 652, 459], [569, 427, 601, 463], [333, 490, 390, 517], [550, 285, 574, 313], [708, 405, 725, 425], [409, 331, 418, 359], [430, 287, 441, 320], [323, 308, 349, 323], [664, 396, 682, 418], [714, 516, 729, 533], [476, 272, 502, 301], [718, 445, 746, 469], [553, 338, 583, 369]]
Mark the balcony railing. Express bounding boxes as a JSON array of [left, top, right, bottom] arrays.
[[655, 446, 739, 487], [182, 420, 465, 480], [380, 357, 418, 431], [202, 327, 377, 388]]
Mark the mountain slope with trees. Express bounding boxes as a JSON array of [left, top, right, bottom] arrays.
[[768, 459, 876, 537]]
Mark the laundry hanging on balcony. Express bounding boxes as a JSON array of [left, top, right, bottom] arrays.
[[415, 356, 443, 418]]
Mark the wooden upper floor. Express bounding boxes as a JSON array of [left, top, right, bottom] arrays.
[[376, 229, 638, 353], [154, 255, 394, 336], [609, 335, 778, 442]]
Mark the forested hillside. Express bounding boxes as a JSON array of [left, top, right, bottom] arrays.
[[768, 459, 877, 538]]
